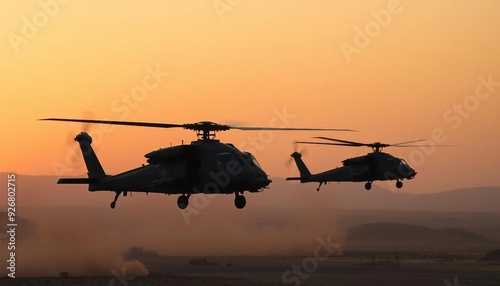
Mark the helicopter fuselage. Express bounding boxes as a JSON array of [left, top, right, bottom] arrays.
[[57, 132, 271, 209], [287, 151, 416, 190], [88, 140, 271, 195], [310, 152, 416, 183]]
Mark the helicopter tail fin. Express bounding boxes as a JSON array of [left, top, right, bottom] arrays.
[[74, 132, 106, 180], [289, 151, 311, 178]]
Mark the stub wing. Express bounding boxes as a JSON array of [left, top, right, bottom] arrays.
[[150, 177, 178, 188], [58, 178, 96, 184]]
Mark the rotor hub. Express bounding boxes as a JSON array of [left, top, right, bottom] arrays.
[[368, 142, 389, 153], [183, 121, 230, 140]]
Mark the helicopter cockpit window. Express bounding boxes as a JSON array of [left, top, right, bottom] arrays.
[[250, 154, 262, 168], [242, 152, 261, 169], [400, 159, 410, 167], [236, 154, 252, 168], [216, 153, 242, 171]]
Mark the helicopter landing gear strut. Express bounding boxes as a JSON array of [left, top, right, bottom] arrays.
[[177, 194, 190, 209], [364, 182, 372, 190], [396, 180, 403, 189], [110, 191, 122, 209], [234, 192, 246, 209], [317, 182, 324, 192]]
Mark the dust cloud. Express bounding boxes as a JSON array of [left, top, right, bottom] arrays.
[[0, 176, 344, 277], [1, 210, 149, 277], [0, 201, 343, 277]]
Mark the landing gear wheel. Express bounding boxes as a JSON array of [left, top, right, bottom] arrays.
[[317, 182, 323, 192], [234, 195, 246, 209], [364, 182, 372, 190], [396, 181, 403, 189], [177, 195, 189, 209], [110, 191, 122, 209]]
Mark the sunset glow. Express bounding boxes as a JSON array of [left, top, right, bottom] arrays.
[[1, 0, 499, 193]]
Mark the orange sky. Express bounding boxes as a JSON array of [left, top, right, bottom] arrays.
[[1, 0, 499, 193]]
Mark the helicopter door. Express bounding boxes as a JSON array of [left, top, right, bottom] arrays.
[[200, 153, 241, 185], [367, 160, 378, 176], [216, 153, 241, 172], [186, 159, 201, 185], [200, 154, 217, 185], [172, 161, 186, 179]]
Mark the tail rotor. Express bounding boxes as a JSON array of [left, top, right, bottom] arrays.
[[64, 111, 95, 147], [286, 144, 308, 168]]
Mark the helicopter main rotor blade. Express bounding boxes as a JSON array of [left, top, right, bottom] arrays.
[[314, 137, 365, 146], [231, 126, 357, 132], [40, 118, 185, 129], [307, 137, 455, 148], [391, 144, 456, 147], [295, 141, 357, 146], [391, 139, 427, 146], [41, 118, 358, 135]]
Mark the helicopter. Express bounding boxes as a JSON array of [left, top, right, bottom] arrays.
[[41, 118, 354, 209], [286, 137, 450, 191]]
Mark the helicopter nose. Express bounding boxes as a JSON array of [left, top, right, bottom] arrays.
[[409, 169, 417, 178], [401, 164, 417, 179], [252, 171, 272, 188], [253, 178, 272, 186]]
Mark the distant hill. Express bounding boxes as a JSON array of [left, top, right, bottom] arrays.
[[269, 177, 500, 213], [344, 223, 498, 250], [346, 223, 497, 244]]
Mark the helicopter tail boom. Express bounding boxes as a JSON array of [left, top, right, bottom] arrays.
[[58, 178, 94, 184], [289, 151, 311, 178]]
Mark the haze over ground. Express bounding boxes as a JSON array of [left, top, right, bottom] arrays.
[[1, 174, 500, 277]]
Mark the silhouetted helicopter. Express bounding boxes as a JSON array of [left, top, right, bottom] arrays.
[[41, 118, 354, 209], [287, 137, 450, 191]]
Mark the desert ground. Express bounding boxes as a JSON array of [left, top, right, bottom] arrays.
[[2, 253, 500, 285]]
